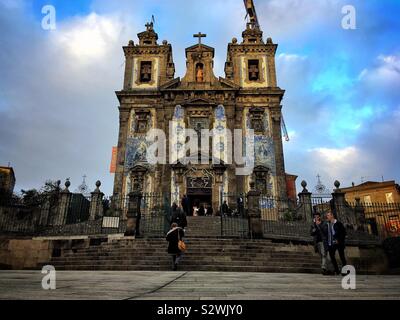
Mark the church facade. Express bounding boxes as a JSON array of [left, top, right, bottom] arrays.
[[112, 19, 288, 215]]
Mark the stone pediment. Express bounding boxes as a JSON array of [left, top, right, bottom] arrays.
[[159, 77, 181, 90], [184, 97, 215, 106], [161, 77, 238, 92], [218, 77, 239, 89], [185, 44, 215, 57]]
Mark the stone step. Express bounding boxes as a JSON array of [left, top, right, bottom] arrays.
[[49, 264, 322, 273], [61, 252, 316, 260], [44, 234, 324, 274], [52, 255, 319, 263]]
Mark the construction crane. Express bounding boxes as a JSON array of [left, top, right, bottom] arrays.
[[244, 0, 260, 28], [281, 115, 290, 142]]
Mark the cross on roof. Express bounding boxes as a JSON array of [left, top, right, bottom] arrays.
[[193, 32, 207, 45]]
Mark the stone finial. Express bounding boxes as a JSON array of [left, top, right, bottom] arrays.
[[162, 40, 168, 45], [266, 37, 273, 44], [334, 180, 341, 189], [232, 37, 238, 44], [128, 40, 134, 46], [301, 180, 308, 192], [64, 178, 71, 192], [94, 180, 101, 192]]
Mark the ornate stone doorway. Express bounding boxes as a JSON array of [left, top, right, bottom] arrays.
[[186, 176, 213, 216]]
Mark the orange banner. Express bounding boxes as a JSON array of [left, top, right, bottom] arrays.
[[110, 146, 118, 173], [386, 220, 400, 236]]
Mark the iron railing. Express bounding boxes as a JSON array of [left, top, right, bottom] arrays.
[[1, 192, 399, 243]]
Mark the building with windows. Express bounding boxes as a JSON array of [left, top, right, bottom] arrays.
[[112, 15, 289, 215]]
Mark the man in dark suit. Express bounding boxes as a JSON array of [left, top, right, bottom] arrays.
[[325, 210, 347, 275], [171, 204, 187, 229], [181, 195, 190, 216]]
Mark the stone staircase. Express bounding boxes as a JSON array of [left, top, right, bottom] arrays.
[[46, 237, 322, 273], [30, 217, 384, 274]]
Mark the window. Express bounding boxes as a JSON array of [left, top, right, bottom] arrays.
[[140, 61, 152, 82], [248, 59, 259, 81], [363, 195, 371, 204], [386, 192, 394, 204]]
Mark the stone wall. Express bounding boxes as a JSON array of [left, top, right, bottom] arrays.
[[0, 238, 53, 269], [0, 237, 93, 270]]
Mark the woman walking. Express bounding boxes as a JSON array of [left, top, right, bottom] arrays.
[[166, 222, 185, 271]]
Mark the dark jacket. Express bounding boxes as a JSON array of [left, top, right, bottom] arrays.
[[325, 220, 347, 247], [310, 221, 327, 252], [166, 227, 185, 254], [171, 208, 187, 228], [181, 197, 190, 215], [310, 222, 325, 244], [222, 203, 229, 215]]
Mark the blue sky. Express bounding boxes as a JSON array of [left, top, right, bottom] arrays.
[[0, 0, 399, 195]]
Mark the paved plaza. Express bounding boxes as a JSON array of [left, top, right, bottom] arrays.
[[0, 271, 399, 300]]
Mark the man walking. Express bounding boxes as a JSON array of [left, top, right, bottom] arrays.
[[325, 210, 347, 275], [172, 203, 188, 229], [310, 212, 328, 275]]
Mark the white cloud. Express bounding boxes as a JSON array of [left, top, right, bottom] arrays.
[[54, 13, 124, 62], [309, 146, 358, 165], [358, 54, 400, 89]]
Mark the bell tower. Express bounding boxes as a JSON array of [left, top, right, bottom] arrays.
[[122, 22, 175, 91]]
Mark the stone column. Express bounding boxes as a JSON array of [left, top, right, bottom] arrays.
[[125, 166, 147, 237], [247, 181, 263, 239], [297, 180, 313, 222], [354, 197, 366, 230], [112, 108, 130, 209], [89, 181, 104, 221], [331, 180, 353, 226], [270, 106, 288, 200], [53, 179, 72, 226], [124, 189, 142, 237], [212, 163, 227, 216]]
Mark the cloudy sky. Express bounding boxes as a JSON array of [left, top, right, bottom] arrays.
[[0, 0, 399, 195]]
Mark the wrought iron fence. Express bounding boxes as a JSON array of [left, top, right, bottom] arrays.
[[221, 216, 249, 238], [1, 189, 399, 243]]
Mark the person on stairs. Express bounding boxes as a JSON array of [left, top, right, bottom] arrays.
[[166, 222, 185, 271], [325, 210, 347, 275], [310, 211, 329, 275], [171, 203, 187, 229]]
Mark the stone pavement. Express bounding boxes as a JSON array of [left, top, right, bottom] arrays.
[[0, 271, 399, 300]]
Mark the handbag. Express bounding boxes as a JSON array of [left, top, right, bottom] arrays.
[[177, 229, 186, 252]]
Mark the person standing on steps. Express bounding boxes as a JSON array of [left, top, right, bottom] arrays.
[[325, 210, 347, 275], [221, 200, 229, 217], [181, 195, 190, 216], [166, 222, 185, 271], [310, 212, 329, 275], [171, 203, 187, 229]]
